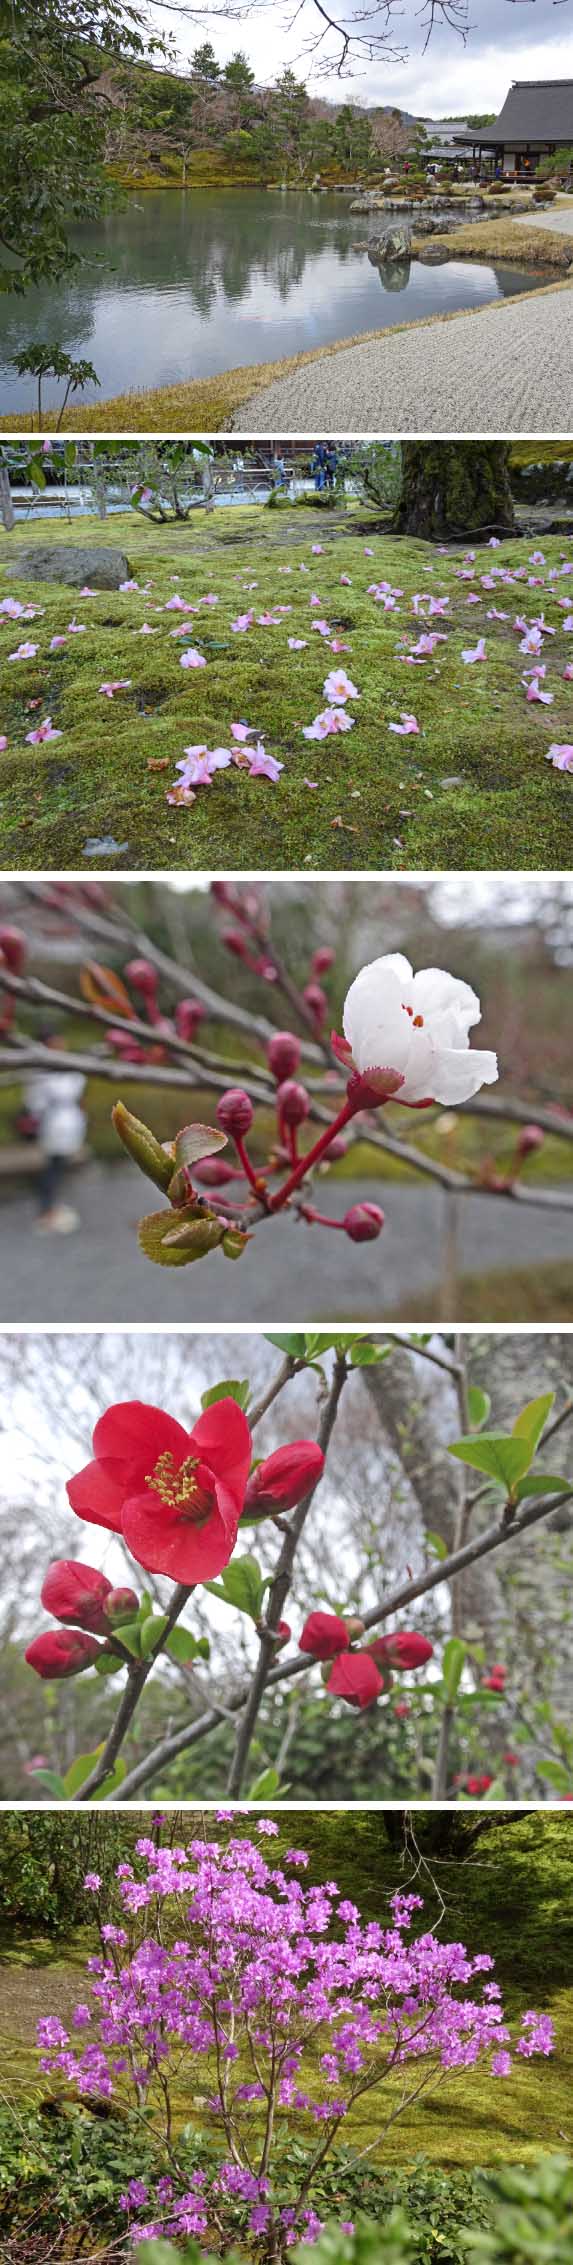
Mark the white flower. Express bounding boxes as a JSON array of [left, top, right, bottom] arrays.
[[341, 954, 498, 1106]]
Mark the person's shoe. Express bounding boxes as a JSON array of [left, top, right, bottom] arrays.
[[37, 1205, 79, 1234]]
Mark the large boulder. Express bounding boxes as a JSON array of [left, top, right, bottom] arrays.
[[369, 224, 412, 262], [13, 545, 132, 589]]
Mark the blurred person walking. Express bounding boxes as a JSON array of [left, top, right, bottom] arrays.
[[26, 1029, 86, 1234]]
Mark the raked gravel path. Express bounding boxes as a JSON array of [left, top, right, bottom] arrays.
[[231, 281, 573, 436]]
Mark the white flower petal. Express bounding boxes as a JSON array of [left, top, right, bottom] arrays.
[[429, 1047, 498, 1105]]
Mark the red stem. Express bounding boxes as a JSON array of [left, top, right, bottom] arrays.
[[300, 1205, 345, 1231], [234, 1133, 271, 1208], [269, 1097, 357, 1212]]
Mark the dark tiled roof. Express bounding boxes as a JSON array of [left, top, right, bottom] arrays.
[[458, 79, 573, 147]]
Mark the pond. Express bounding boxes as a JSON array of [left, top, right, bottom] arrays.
[[0, 187, 543, 416]]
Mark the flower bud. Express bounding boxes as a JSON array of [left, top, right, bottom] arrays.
[[41, 1559, 114, 1636], [325, 1135, 348, 1161], [369, 1631, 433, 1671], [26, 1629, 101, 1680], [303, 982, 327, 1031], [326, 1652, 384, 1709], [105, 1587, 139, 1626], [193, 1157, 239, 1187], [312, 947, 335, 977], [222, 927, 251, 961], [275, 1620, 291, 1648], [216, 1088, 254, 1139], [503, 1751, 518, 1767], [0, 925, 27, 975], [516, 1124, 544, 1158], [175, 998, 206, 1041], [299, 1610, 350, 1660], [244, 1441, 325, 1518], [394, 1700, 411, 1718], [343, 1203, 384, 1243], [344, 1616, 365, 1640], [277, 1079, 310, 1128], [267, 1031, 302, 1082], [124, 957, 159, 1003]]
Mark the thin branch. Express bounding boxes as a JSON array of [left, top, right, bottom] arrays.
[[226, 1351, 348, 1795]]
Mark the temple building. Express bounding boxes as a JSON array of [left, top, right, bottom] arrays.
[[456, 80, 573, 177]]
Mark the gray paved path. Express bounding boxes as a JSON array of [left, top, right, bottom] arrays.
[[1, 1165, 571, 1324], [232, 283, 573, 436], [514, 199, 573, 236]]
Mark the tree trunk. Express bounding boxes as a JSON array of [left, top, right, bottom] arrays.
[[394, 442, 515, 540], [0, 465, 15, 531]]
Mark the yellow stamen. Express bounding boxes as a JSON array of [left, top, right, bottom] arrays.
[[145, 1450, 212, 1522]]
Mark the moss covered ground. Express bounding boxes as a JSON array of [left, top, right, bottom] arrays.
[[411, 218, 572, 268], [1, 506, 571, 872], [1, 1813, 572, 2169]]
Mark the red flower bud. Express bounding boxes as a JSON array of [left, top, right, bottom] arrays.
[[277, 1079, 310, 1127], [41, 1559, 114, 1636], [343, 1203, 384, 1243], [222, 927, 251, 961], [298, 1610, 350, 1660], [274, 1620, 291, 1649], [394, 1701, 411, 1718], [303, 982, 327, 1030], [369, 1631, 433, 1672], [244, 1441, 325, 1518], [175, 998, 206, 1041], [124, 957, 159, 1001], [325, 1135, 348, 1161], [25, 1629, 101, 1680], [326, 1652, 384, 1709], [216, 1088, 254, 1138], [516, 1124, 544, 1158], [193, 1157, 239, 1187], [105, 1587, 139, 1625], [465, 1774, 493, 1796], [312, 947, 335, 977], [267, 1031, 302, 1082], [344, 1616, 365, 1640], [503, 1751, 519, 1766], [0, 924, 27, 975]]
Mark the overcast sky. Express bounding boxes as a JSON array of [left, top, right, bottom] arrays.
[[152, 0, 571, 119]]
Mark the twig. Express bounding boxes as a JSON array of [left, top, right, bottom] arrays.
[[226, 1352, 348, 1795]]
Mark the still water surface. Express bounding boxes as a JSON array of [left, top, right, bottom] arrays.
[[0, 187, 541, 414]]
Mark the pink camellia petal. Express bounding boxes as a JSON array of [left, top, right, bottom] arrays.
[[388, 714, 420, 736], [461, 639, 487, 665], [179, 648, 206, 669], [545, 744, 573, 772]]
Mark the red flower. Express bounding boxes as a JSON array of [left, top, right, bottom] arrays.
[[465, 1773, 493, 1796], [394, 1701, 411, 1718], [368, 1631, 433, 1672], [244, 1441, 325, 1518], [503, 1751, 519, 1766], [25, 1629, 101, 1680], [67, 1398, 252, 1584], [298, 1610, 350, 1660], [482, 1663, 506, 1691], [326, 1653, 384, 1709], [41, 1559, 114, 1635]]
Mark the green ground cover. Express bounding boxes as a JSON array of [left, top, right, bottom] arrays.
[[1, 507, 571, 872]]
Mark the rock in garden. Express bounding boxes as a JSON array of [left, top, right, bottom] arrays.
[[13, 546, 132, 589], [370, 225, 412, 262]]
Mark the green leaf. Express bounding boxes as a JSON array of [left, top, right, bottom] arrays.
[[448, 1432, 532, 1493], [514, 1473, 570, 1501], [264, 1333, 307, 1356], [93, 1650, 125, 1677], [31, 1769, 68, 1798], [426, 1530, 449, 1561], [201, 1379, 251, 1412], [139, 1614, 169, 1658], [63, 1750, 103, 1797], [535, 1760, 572, 1792], [350, 1341, 392, 1367], [248, 1766, 281, 1799], [165, 1626, 210, 1665], [173, 1123, 227, 1168], [512, 1392, 555, 1458], [442, 1637, 466, 1703], [112, 1619, 142, 1657], [95, 1758, 126, 1801], [205, 1555, 264, 1621], [467, 1385, 491, 1431]]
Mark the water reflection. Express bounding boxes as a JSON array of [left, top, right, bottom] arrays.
[[0, 187, 540, 414]]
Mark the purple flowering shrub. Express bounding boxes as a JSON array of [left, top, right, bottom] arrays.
[[37, 1825, 555, 2257]]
